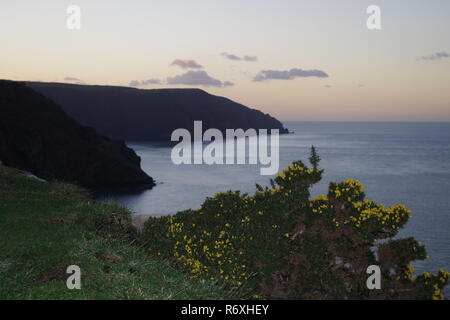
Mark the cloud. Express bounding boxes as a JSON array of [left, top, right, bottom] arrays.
[[243, 56, 258, 62], [167, 71, 233, 87], [221, 53, 258, 62], [129, 79, 161, 87], [253, 68, 329, 82], [222, 53, 241, 61], [171, 59, 203, 69], [64, 77, 85, 84], [420, 51, 450, 61]]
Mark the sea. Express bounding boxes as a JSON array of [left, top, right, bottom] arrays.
[[100, 122, 450, 294]]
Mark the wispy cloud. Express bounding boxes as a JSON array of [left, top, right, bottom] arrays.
[[221, 53, 258, 62], [171, 59, 203, 69], [253, 68, 329, 82], [64, 77, 86, 84], [420, 51, 450, 61], [129, 79, 161, 87], [167, 71, 233, 87]]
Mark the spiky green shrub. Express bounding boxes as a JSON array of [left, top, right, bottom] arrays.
[[139, 148, 449, 299]]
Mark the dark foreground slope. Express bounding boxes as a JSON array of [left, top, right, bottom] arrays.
[[0, 163, 225, 299], [0, 80, 154, 189], [28, 82, 289, 141]]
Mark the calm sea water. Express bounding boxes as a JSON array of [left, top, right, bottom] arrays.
[[102, 122, 450, 292]]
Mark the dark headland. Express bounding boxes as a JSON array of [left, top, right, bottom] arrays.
[[27, 81, 289, 141], [1, 80, 289, 190], [0, 80, 154, 190]]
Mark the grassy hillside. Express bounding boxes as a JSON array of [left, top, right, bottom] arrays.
[[1, 151, 448, 300], [0, 163, 226, 300]]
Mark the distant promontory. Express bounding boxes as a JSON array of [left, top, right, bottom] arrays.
[[28, 82, 289, 141]]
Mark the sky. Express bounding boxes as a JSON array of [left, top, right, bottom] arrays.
[[1, 0, 449, 121]]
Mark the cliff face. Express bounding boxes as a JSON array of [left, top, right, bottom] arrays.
[[0, 80, 155, 190], [27, 82, 289, 141]]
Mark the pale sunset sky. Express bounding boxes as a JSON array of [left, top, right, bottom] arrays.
[[1, 0, 449, 121]]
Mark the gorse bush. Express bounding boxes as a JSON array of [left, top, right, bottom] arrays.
[[139, 147, 449, 299]]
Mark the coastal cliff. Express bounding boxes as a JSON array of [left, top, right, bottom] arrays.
[[0, 80, 154, 190], [28, 82, 289, 141]]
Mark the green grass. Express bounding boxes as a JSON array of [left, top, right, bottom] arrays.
[[0, 164, 227, 300]]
